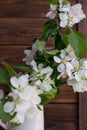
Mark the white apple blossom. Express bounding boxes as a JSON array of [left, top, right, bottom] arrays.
[[59, 3, 86, 27], [46, 4, 57, 19], [59, 13, 68, 27], [69, 4, 86, 25], [9, 92, 40, 123], [31, 60, 53, 78], [23, 43, 37, 65], [67, 60, 87, 92], [35, 77, 54, 92], [23, 41, 45, 65], [10, 74, 29, 89], [30, 60, 54, 91], [0, 89, 4, 100], [54, 44, 76, 79], [9, 73, 42, 124], [67, 78, 87, 92], [10, 74, 42, 101], [9, 93, 31, 113]]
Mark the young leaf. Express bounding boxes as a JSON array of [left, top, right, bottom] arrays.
[[54, 30, 66, 50], [63, 28, 87, 57], [40, 88, 59, 105], [45, 49, 59, 55], [0, 61, 18, 77], [14, 64, 32, 73], [35, 39, 45, 53], [0, 68, 9, 85], [48, 0, 58, 5], [40, 20, 57, 41], [11, 122, 21, 128]]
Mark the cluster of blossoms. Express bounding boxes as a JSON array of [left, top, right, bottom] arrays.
[[46, 0, 86, 27], [0, 0, 87, 129], [54, 44, 87, 92], [0, 60, 54, 128]]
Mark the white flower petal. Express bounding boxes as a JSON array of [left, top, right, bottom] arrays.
[[85, 71, 87, 78], [68, 3, 86, 26], [83, 61, 87, 69], [46, 11, 56, 19], [24, 50, 32, 55], [31, 60, 39, 72], [59, 13, 68, 20], [16, 100, 31, 113], [40, 66, 53, 77], [60, 20, 68, 27], [50, 4, 57, 11], [59, 4, 71, 12], [54, 56, 61, 63], [10, 77, 19, 89], [57, 63, 65, 73], [65, 62, 74, 77], [4, 101, 15, 113], [41, 84, 52, 92], [35, 80, 41, 86], [18, 74, 29, 88], [60, 50, 66, 58], [74, 74, 81, 82]]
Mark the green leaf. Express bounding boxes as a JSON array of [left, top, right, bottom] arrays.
[[14, 64, 32, 73], [63, 28, 87, 57], [40, 88, 59, 105], [54, 30, 66, 50], [11, 122, 21, 127], [45, 49, 59, 55], [0, 61, 18, 77], [35, 39, 45, 53], [0, 68, 9, 85], [48, 0, 58, 4], [0, 99, 16, 122], [40, 20, 57, 41]]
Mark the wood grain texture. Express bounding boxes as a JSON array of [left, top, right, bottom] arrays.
[[0, 18, 46, 45], [45, 104, 78, 130], [0, 0, 48, 18]]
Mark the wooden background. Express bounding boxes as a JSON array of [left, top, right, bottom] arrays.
[[0, 0, 87, 130]]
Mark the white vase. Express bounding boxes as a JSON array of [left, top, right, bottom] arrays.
[[7, 109, 44, 130]]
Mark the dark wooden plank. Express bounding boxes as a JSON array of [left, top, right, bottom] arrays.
[[0, 18, 46, 45], [0, 0, 48, 18], [0, 46, 25, 61], [0, 0, 77, 18], [45, 104, 77, 130], [45, 104, 77, 121], [52, 83, 77, 104], [78, 0, 87, 130], [45, 121, 77, 130]]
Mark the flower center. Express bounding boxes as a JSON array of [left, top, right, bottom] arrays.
[[18, 87, 24, 93]]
